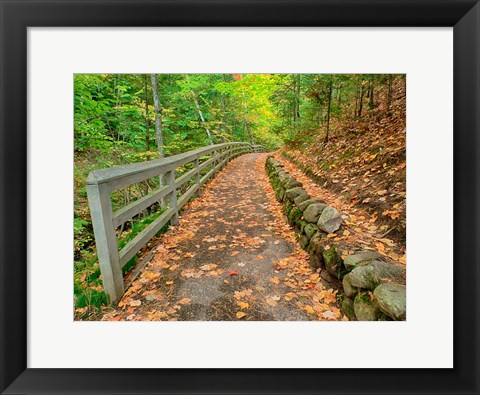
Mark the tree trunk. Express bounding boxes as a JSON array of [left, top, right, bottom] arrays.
[[387, 75, 394, 110], [150, 74, 165, 191], [144, 75, 150, 151], [368, 77, 375, 110], [358, 83, 365, 117], [193, 95, 214, 145], [242, 89, 255, 145], [293, 75, 301, 129], [354, 82, 359, 118], [150, 74, 164, 158], [324, 81, 333, 144]]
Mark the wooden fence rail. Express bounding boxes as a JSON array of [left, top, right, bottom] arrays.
[[87, 142, 264, 302]]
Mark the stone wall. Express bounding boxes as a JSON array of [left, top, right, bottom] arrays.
[[266, 156, 406, 321]]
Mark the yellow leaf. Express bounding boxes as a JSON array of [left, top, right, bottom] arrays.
[[399, 255, 407, 264], [304, 305, 315, 314], [236, 312, 246, 319], [165, 281, 174, 285], [237, 301, 249, 310], [327, 233, 337, 238], [343, 229, 350, 237]]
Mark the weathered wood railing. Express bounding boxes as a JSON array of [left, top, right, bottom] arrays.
[[87, 142, 264, 302]]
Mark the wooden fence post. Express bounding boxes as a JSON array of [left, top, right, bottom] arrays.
[[165, 170, 179, 225], [86, 182, 124, 302]]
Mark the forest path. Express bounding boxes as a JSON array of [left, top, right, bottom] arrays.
[[101, 153, 343, 321]]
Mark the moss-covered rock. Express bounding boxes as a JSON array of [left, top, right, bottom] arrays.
[[299, 234, 310, 250], [341, 297, 356, 320], [275, 187, 285, 202], [348, 261, 406, 290], [317, 206, 343, 233], [344, 251, 383, 271], [309, 253, 324, 269], [283, 177, 303, 189], [285, 187, 308, 202], [303, 203, 327, 223], [287, 208, 303, 227], [307, 233, 323, 255], [304, 223, 318, 240], [294, 194, 309, 206], [299, 221, 309, 233], [323, 245, 344, 279], [283, 200, 293, 216], [307, 233, 325, 268], [298, 198, 326, 211], [377, 312, 393, 321], [342, 273, 359, 298], [354, 292, 381, 321], [374, 283, 406, 321]]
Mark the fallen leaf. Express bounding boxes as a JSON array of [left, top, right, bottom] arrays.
[[237, 301, 249, 309], [322, 310, 335, 319], [228, 270, 238, 276], [236, 312, 246, 319], [129, 300, 141, 307], [304, 306, 315, 314]]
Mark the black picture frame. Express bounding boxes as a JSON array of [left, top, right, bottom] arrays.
[[1, 1, 479, 394]]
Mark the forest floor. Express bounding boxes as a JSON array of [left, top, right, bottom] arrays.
[[100, 153, 344, 321], [277, 153, 406, 264], [283, 77, 406, 249]]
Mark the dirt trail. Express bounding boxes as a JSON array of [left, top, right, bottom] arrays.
[[101, 153, 343, 321]]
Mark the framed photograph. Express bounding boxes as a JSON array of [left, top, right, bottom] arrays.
[[1, 0, 479, 394]]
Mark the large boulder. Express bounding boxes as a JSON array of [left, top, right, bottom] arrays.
[[317, 206, 343, 233], [348, 261, 406, 290], [344, 251, 384, 271], [374, 284, 406, 320], [298, 198, 325, 211], [285, 187, 308, 201], [354, 292, 381, 321], [303, 203, 327, 223]]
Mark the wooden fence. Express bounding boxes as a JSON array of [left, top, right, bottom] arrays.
[[87, 142, 264, 302]]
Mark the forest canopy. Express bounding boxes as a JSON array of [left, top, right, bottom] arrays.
[[74, 73, 404, 156]]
